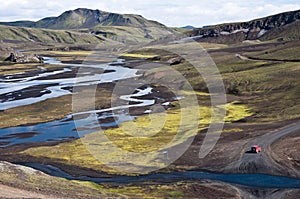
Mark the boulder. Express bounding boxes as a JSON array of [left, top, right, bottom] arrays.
[[6, 53, 16, 62], [5, 53, 43, 63], [167, 56, 184, 65]]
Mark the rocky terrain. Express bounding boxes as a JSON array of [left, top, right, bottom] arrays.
[[0, 40, 43, 63], [189, 9, 300, 43], [5, 52, 43, 63]]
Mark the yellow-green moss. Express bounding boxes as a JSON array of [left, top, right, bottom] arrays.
[[120, 53, 158, 59], [23, 102, 252, 175], [47, 50, 93, 56]]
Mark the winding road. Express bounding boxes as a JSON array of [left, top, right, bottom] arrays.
[[236, 53, 300, 63], [222, 122, 300, 198], [224, 122, 300, 177]]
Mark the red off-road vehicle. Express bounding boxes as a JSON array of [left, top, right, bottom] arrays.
[[251, 145, 262, 153]]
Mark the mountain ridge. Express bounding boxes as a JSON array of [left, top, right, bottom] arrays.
[[188, 9, 300, 43], [0, 8, 166, 30], [0, 8, 176, 45]]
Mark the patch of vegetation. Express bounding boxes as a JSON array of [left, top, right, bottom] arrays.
[[140, 42, 299, 122], [46, 50, 93, 56], [221, 128, 244, 133], [23, 102, 251, 174], [215, 56, 270, 73], [0, 63, 42, 75], [73, 180, 238, 199], [199, 42, 228, 50], [245, 40, 300, 60], [121, 53, 159, 59], [221, 61, 300, 121], [0, 95, 72, 129]]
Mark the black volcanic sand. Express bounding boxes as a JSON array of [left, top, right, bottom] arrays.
[[0, 84, 55, 102], [0, 67, 66, 81], [0, 132, 40, 139]]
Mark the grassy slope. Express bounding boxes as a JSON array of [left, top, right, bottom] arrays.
[[245, 40, 300, 60], [0, 23, 176, 45], [0, 25, 106, 44], [82, 25, 176, 44], [115, 41, 300, 122], [222, 61, 300, 121]]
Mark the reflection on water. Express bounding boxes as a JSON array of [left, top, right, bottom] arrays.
[[21, 163, 300, 189], [0, 57, 153, 147], [0, 57, 139, 110]]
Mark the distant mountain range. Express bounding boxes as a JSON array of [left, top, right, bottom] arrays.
[[0, 8, 166, 29], [0, 8, 300, 45], [188, 9, 300, 44]]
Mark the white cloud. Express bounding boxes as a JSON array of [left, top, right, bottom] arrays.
[[0, 0, 299, 27]]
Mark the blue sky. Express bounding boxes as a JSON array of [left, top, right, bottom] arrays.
[[0, 0, 299, 27]]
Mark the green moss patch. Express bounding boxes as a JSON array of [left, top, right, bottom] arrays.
[[23, 102, 252, 175]]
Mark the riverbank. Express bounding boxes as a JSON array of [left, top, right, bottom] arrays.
[[0, 42, 299, 198], [1, 160, 299, 199]]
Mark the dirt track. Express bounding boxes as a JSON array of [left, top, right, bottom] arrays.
[[220, 122, 300, 199], [224, 122, 300, 176]]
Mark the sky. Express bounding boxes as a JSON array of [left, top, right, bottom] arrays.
[[0, 0, 300, 27]]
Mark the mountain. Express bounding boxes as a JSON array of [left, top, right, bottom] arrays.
[[188, 9, 300, 44], [182, 25, 196, 29], [0, 8, 166, 30], [0, 8, 176, 44]]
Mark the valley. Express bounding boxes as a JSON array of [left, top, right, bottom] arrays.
[[0, 7, 299, 199]]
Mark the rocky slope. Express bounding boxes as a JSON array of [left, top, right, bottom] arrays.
[[189, 9, 300, 43]]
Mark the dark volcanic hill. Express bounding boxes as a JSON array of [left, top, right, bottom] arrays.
[[189, 9, 300, 44], [0, 8, 166, 29]]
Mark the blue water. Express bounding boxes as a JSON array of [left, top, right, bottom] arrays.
[[0, 57, 145, 147], [0, 117, 118, 147], [0, 119, 78, 146], [21, 163, 300, 189]]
